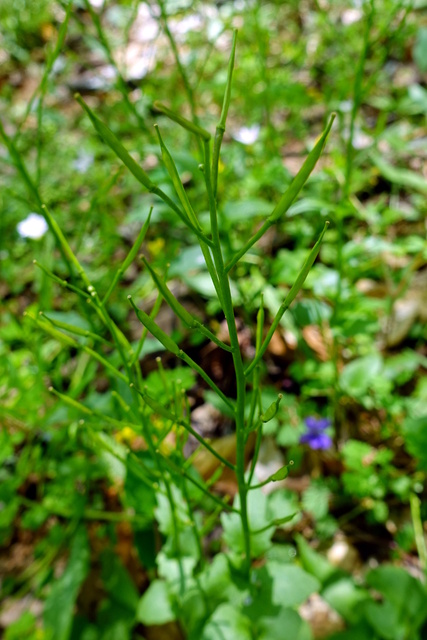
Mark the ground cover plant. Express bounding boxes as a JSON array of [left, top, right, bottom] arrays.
[[1, 0, 427, 638]]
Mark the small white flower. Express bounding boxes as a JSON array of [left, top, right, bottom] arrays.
[[17, 213, 48, 239], [341, 9, 363, 26], [73, 151, 94, 174], [233, 125, 260, 145]]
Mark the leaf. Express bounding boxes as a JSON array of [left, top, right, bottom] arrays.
[[221, 489, 274, 558], [366, 565, 427, 628], [100, 551, 139, 613], [302, 482, 330, 520], [402, 415, 427, 470], [222, 199, 273, 223], [136, 580, 176, 625], [258, 607, 313, 640], [339, 354, 383, 398], [201, 604, 252, 640], [322, 578, 370, 624], [43, 526, 90, 640], [295, 534, 336, 584], [370, 152, 427, 194], [414, 27, 427, 72], [267, 490, 300, 528], [267, 561, 321, 608]]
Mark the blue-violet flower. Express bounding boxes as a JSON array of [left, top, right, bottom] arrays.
[[300, 417, 333, 450]]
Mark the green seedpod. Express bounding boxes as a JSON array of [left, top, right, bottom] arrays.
[[42, 205, 91, 289], [142, 258, 230, 350], [269, 464, 290, 482], [260, 394, 283, 423], [256, 294, 265, 353], [245, 222, 329, 376], [128, 295, 181, 356], [40, 312, 111, 346], [225, 114, 335, 273], [142, 258, 196, 328], [75, 94, 154, 191], [103, 207, 153, 305], [154, 101, 211, 141], [48, 387, 93, 415], [268, 114, 336, 223], [25, 311, 77, 348], [154, 125, 198, 227]]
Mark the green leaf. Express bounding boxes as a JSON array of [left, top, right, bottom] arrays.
[[258, 607, 313, 640], [339, 354, 383, 398], [100, 551, 139, 613], [322, 578, 370, 624], [222, 199, 272, 223], [295, 534, 336, 584], [302, 482, 330, 520], [221, 489, 274, 558], [136, 580, 176, 625], [371, 152, 427, 194], [414, 27, 427, 72], [366, 565, 427, 628], [43, 526, 90, 640], [267, 561, 321, 608], [201, 604, 252, 640], [402, 415, 427, 471]]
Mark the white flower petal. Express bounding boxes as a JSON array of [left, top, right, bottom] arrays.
[[233, 125, 260, 145], [17, 213, 48, 239]]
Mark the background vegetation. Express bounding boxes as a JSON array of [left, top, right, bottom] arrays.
[[1, 0, 427, 638]]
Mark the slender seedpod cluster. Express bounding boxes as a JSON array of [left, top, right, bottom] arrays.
[[27, 31, 333, 584]]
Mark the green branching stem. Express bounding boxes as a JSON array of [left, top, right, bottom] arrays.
[[203, 136, 252, 578]]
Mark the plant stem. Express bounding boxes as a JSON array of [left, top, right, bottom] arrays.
[[203, 139, 252, 577]]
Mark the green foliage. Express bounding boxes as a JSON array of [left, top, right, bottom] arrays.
[[1, 1, 427, 639], [43, 526, 90, 640]]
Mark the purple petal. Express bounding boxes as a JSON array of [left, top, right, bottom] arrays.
[[304, 417, 318, 430], [309, 433, 333, 450], [300, 433, 313, 445], [316, 418, 332, 430], [304, 416, 331, 431]]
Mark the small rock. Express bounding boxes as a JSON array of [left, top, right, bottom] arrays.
[[327, 536, 361, 573], [299, 593, 346, 639]]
